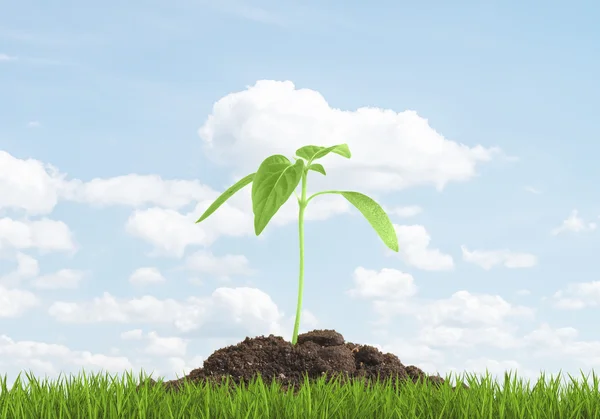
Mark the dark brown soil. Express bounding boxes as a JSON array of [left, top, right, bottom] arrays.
[[139, 329, 467, 394]]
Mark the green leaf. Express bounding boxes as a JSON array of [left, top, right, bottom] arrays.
[[321, 191, 399, 252], [252, 155, 304, 235], [195, 173, 255, 223], [295, 144, 351, 162], [308, 163, 326, 176]]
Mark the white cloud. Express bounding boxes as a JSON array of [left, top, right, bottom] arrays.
[[48, 287, 285, 337], [372, 290, 534, 332], [461, 246, 538, 270], [0, 252, 40, 287], [0, 150, 226, 216], [374, 305, 600, 378], [0, 334, 132, 383], [458, 358, 527, 380], [0, 286, 39, 317], [31, 269, 85, 289], [124, 174, 356, 256], [551, 281, 600, 309], [129, 267, 166, 285], [120, 329, 143, 340], [14, 252, 40, 277], [198, 80, 500, 193], [27, 121, 40, 128], [384, 205, 423, 218], [121, 329, 188, 356], [416, 324, 521, 349], [144, 332, 188, 357], [125, 201, 253, 258], [185, 250, 256, 280], [390, 224, 454, 271], [519, 323, 600, 367], [347, 267, 417, 299], [551, 210, 597, 235], [0, 54, 17, 62], [0, 218, 76, 253], [414, 291, 535, 327], [64, 175, 216, 210], [0, 151, 69, 215]]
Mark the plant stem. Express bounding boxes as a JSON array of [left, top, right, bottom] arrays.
[[291, 170, 308, 345]]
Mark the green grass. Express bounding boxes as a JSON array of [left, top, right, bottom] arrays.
[[0, 369, 599, 418]]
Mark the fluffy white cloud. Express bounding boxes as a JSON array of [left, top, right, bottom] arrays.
[[372, 290, 534, 331], [48, 287, 285, 337], [185, 250, 256, 280], [412, 291, 535, 327], [0, 286, 39, 317], [14, 253, 40, 277], [0, 252, 40, 287], [129, 267, 166, 285], [389, 224, 454, 271], [0, 334, 133, 387], [520, 323, 600, 368], [0, 218, 76, 253], [461, 246, 538, 270], [120, 329, 143, 340], [455, 358, 535, 383], [0, 151, 224, 217], [125, 201, 253, 258], [551, 210, 597, 235], [63, 175, 216, 210], [385, 205, 423, 218], [551, 281, 600, 309], [120, 330, 188, 357], [198, 80, 500, 193], [416, 325, 522, 349], [0, 151, 69, 215], [144, 332, 188, 357], [347, 267, 417, 299], [31, 269, 85, 289]]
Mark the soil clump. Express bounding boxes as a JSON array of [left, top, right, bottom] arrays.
[[140, 329, 467, 394]]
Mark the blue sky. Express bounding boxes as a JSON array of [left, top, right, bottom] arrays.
[[1, 0, 600, 387]]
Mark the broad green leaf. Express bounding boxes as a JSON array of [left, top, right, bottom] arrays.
[[295, 144, 351, 162], [308, 163, 326, 176], [195, 173, 255, 223], [252, 155, 304, 235], [321, 191, 399, 252]]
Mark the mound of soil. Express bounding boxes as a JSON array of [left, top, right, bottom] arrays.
[[142, 329, 465, 394]]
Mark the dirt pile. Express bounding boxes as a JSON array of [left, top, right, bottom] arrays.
[[142, 329, 464, 394]]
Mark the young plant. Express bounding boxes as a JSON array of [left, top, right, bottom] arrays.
[[195, 144, 399, 345]]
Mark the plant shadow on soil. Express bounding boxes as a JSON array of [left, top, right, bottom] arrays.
[[139, 329, 468, 395]]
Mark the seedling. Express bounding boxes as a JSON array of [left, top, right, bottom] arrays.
[[195, 144, 399, 344]]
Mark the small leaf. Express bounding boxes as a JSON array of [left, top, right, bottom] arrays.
[[195, 173, 255, 223], [320, 191, 399, 252], [252, 155, 304, 235], [295, 144, 351, 162], [295, 145, 324, 161], [308, 163, 326, 176]]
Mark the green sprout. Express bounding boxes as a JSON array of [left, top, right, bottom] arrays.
[[195, 144, 399, 345]]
